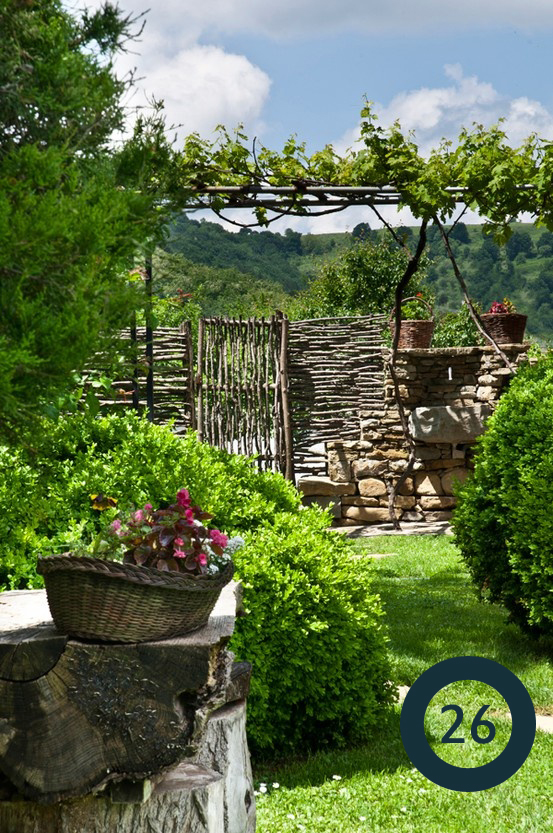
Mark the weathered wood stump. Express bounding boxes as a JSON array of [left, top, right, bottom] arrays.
[[0, 585, 255, 833]]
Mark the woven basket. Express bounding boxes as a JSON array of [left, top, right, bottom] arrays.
[[480, 313, 527, 345], [37, 554, 234, 643], [389, 296, 435, 349]]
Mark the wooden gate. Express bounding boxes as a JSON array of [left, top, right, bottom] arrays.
[[196, 314, 293, 478]]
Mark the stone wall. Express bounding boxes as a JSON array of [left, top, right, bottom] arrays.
[[298, 345, 530, 526]]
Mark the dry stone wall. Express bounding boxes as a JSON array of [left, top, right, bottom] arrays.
[[298, 345, 530, 526]]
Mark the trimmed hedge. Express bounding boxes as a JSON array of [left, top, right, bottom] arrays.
[[232, 509, 395, 756], [1, 412, 394, 755], [453, 353, 553, 634]]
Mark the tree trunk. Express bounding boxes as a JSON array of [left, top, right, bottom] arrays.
[[0, 585, 255, 833]]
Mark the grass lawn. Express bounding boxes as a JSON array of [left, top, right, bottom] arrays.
[[252, 535, 553, 833]]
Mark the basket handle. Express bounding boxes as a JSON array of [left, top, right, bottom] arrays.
[[389, 296, 435, 326]]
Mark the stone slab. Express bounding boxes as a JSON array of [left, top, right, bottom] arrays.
[[298, 476, 356, 497], [408, 404, 491, 444]]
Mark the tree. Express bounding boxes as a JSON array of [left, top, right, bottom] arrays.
[[286, 239, 425, 320], [0, 0, 177, 438], [449, 222, 470, 244], [505, 230, 534, 261]]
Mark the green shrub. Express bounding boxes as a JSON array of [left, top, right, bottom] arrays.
[[432, 303, 483, 347], [1, 412, 394, 757], [0, 412, 299, 589], [231, 509, 395, 756], [453, 353, 553, 633]]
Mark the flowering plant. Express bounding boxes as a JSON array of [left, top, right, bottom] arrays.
[[488, 298, 517, 314], [108, 489, 239, 576], [400, 292, 434, 320]]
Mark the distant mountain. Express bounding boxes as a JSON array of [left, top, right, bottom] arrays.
[[163, 214, 553, 343]]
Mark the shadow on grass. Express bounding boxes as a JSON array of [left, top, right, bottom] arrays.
[[253, 707, 410, 787], [373, 566, 553, 686]]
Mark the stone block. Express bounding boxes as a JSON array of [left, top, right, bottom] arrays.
[[298, 477, 356, 497], [414, 446, 441, 460], [389, 460, 408, 472], [399, 478, 414, 495], [419, 496, 457, 509], [358, 477, 387, 497], [441, 468, 469, 494], [408, 404, 492, 444], [401, 510, 425, 522], [342, 506, 401, 522], [394, 496, 416, 509], [376, 449, 409, 461], [326, 441, 374, 451], [415, 472, 443, 495], [352, 459, 388, 479], [423, 510, 454, 522], [476, 386, 495, 401], [328, 457, 351, 482], [341, 496, 380, 507], [425, 458, 466, 471], [478, 374, 502, 386]]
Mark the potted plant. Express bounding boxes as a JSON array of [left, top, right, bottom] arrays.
[[37, 488, 241, 643], [389, 294, 435, 349], [480, 298, 527, 344]]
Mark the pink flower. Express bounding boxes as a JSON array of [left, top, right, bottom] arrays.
[[174, 537, 184, 547], [185, 508, 195, 524], [197, 553, 208, 566], [110, 519, 121, 531], [174, 549, 186, 559], [133, 509, 145, 522], [210, 529, 228, 549], [144, 503, 153, 511], [177, 489, 191, 508]]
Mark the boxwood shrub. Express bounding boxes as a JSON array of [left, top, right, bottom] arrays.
[[1, 412, 394, 755], [231, 509, 395, 756], [0, 411, 300, 590], [453, 353, 553, 634]]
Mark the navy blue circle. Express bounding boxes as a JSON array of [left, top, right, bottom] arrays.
[[400, 657, 536, 791]]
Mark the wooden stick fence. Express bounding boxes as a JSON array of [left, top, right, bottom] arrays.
[[287, 315, 387, 476], [196, 314, 292, 476], [88, 313, 387, 481]]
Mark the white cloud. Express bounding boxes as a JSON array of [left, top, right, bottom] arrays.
[[81, 2, 271, 139], [107, 0, 553, 41], [137, 45, 271, 138], [336, 65, 553, 158]]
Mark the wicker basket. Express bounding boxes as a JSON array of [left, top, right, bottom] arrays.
[[480, 313, 527, 345], [389, 296, 435, 349], [37, 554, 234, 643]]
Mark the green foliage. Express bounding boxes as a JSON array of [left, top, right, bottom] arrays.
[[453, 353, 553, 634], [432, 302, 483, 347], [231, 509, 395, 756], [0, 412, 300, 590], [0, 0, 179, 438], [165, 214, 306, 293], [287, 239, 424, 320], [1, 412, 393, 756], [151, 248, 289, 320]]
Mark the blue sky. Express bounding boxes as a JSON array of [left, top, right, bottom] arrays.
[[84, 1, 553, 230]]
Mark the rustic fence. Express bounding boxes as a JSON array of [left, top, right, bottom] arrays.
[[287, 315, 387, 476], [91, 314, 387, 481], [196, 314, 293, 477], [92, 323, 195, 434]]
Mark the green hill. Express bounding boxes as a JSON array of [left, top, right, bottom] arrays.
[[162, 215, 553, 343]]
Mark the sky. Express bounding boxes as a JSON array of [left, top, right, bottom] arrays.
[[81, 0, 553, 232]]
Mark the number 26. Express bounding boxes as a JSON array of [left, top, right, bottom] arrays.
[[441, 704, 496, 744]]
